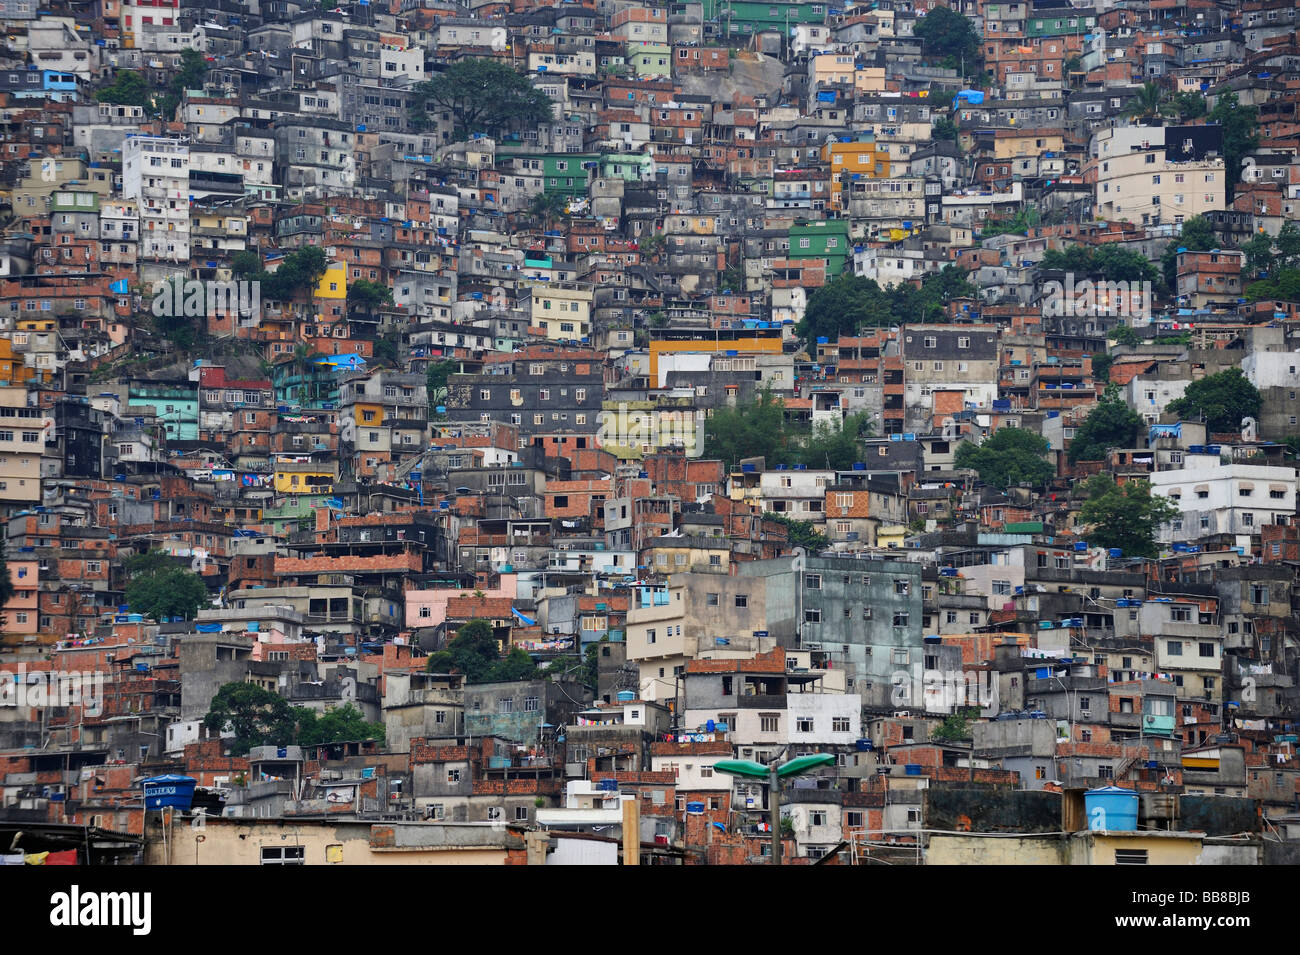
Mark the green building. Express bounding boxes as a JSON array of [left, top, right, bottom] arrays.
[[700, 0, 827, 36], [1026, 12, 1096, 36], [788, 219, 851, 275], [128, 382, 198, 442]]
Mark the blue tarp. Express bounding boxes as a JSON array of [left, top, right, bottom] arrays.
[[511, 607, 537, 626]]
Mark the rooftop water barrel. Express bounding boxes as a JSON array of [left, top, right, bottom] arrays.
[[1085, 786, 1138, 831], [617, 690, 636, 703]]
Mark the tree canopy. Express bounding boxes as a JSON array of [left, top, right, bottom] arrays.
[[424, 618, 539, 684], [203, 682, 297, 757], [954, 427, 1055, 489], [797, 266, 979, 342], [96, 70, 153, 109], [1207, 91, 1259, 197], [1039, 244, 1159, 285], [410, 59, 554, 140], [1068, 385, 1143, 463], [702, 390, 796, 467], [1078, 475, 1179, 559], [1166, 367, 1262, 434], [914, 7, 980, 72], [296, 704, 386, 747], [766, 513, 830, 553], [1161, 214, 1217, 291], [124, 551, 210, 622]]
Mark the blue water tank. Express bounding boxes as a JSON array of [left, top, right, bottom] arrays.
[[706, 719, 716, 732], [598, 778, 618, 792], [904, 764, 922, 776], [856, 738, 873, 751], [686, 801, 705, 815], [617, 690, 636, 703], [1085, 786, 1138, 832], [141, 775, 197, 811]]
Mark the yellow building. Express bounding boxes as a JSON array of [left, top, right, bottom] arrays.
[[823, 138, 893, 210], [648, 328, 783, 383], [273, 460, 337, 495], [313, 261, 348, 299], [528, 282, 593, 343]]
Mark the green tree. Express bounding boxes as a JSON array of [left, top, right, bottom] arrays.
[[295, 703, 386, 747], [0, 548, 14, 621], [914, 7, 980, 72], [156, 47, 209, 119], [1109, 324, 1140, 347], [1068, 385, 1143, 463], [346, 278, 392, 319], [424, 619, 538, 684], [426, 358, 457, 402], [1276, 221, 1300, 270], [766, 513, 829, 553], [203, 682, 297, 757], [1092, 352, 1114, 383], [1207, 91, 1259, 197], [230, 250, 262, 278], [931, 708, 979, 742], [702, 390, 795, 467], [1172, 90, 1207, 121], [125, 558, 211, 622], [798, 412, 872, 470], [932, 116, 959, 142], [1246, 268, 1300, 304], [1078, 475, 1179, 559], [96, 70, 153, 109], [410, 59, 554, 140], [1161, 214, 1216, 290], [1123, 81, 1173, 123], [979, 207, 1041, 238], [1240, 232, 1276, 279], [954, 427, 1054, 490], [1166, 367, 1262, 433], [797, 272, 893, 342]]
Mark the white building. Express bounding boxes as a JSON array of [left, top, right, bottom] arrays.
[[121, 135, 190, 280], [1151, 464, 1297, 547]]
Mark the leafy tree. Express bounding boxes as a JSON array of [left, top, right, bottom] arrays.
[[702, 390, 795, 467], [372, 332, 400, 366], [1161, 214, 1216, 290], [295, 703, 386, 747], [203, 682, 297, 757], [1172, 90, 1207, 120], [1123, 81, 1173, 123], [1166, 367, 1262, 434], [1091, 352, 1114, 383], [1207, 91, 1259, 196], [410, 59, 554, 140], [932, 116, 959, 142], [0, 548, 14, 620], [149, 276, 203, 350], [96, 70, 153, 109], [1078, 475, 1179, 559], [931, 708, 979, 742], [231, 250, 262, 278], [1108, 324, 1139, 347], [528, 191, 568, 228], [798, 272, 893, 342], [914, 7, 980, 72], [426, 358, 457, 402], [1277, 221, 1300, 270], [1068, 385, 1143, 463], [1246, 268, 1300, 304], [425, 618, 538, 684], [156, 47, 209, 119], [798, 412, 873, 470], [347, 278, 392, 318], [766, 513, 829, 553], [979, 207, 1040, 238], [1040, 244, 1158, 285], [125, 558, 211, 622], [720, 263, 745, 293], [954, 427, 1054, 490], [1240, 232, 1275, 279]]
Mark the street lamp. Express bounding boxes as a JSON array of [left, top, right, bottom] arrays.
[[715, 751, 836, 865]]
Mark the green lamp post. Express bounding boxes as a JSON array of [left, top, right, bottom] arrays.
[[715, 752, 836, 865]]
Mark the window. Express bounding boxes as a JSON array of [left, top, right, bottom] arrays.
[[706, 593, 719, 606], [760, 714, 779, 732], [804, 609, 821, 624], [805, 574, 822, 590], [735, 594, 748, 608], [261, 846, 305, 865], [1199, 642, 1214, 658], [1171, 607, 1190, 622], [1115, 849, 1148, 865], [796, 717, 814, 732], [832, 717, 850, 733], [1167, 641, 1182, 656], [447, 768, 462, 783], [894, 579, 910, 596], [893, 612, 910, 627]]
